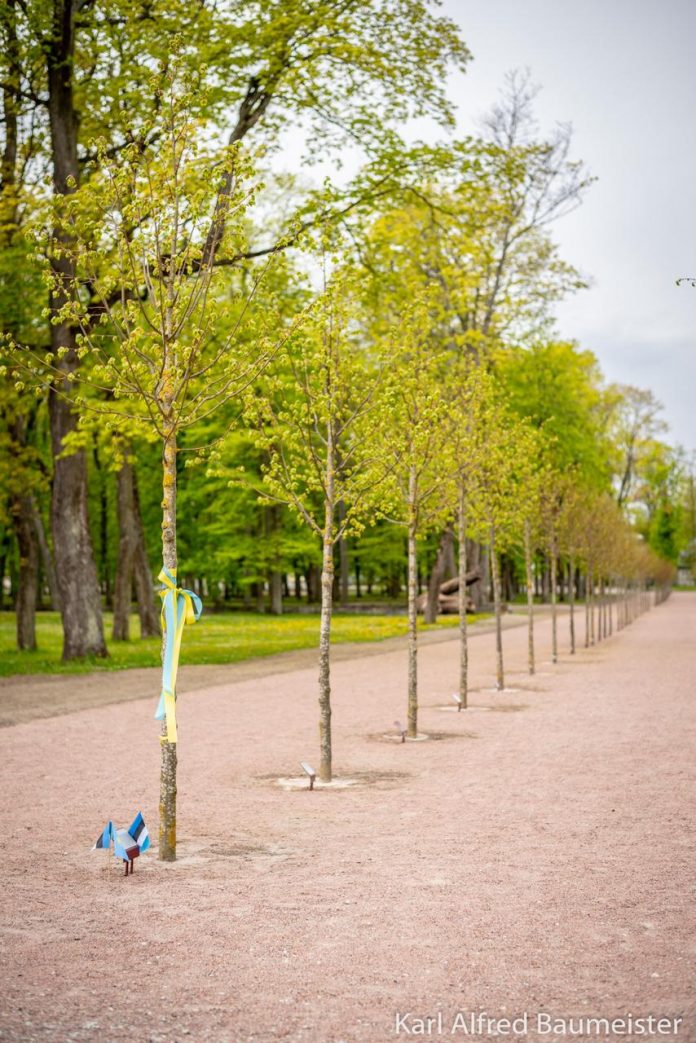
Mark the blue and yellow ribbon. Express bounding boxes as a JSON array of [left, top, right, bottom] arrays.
[[155, 567, 203, 744]]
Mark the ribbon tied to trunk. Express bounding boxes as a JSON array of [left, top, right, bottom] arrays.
[[155, 567, 203, 743]]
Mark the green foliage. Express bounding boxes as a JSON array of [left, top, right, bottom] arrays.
[[496, 340, 611, 488], [0, 608, 488, 677]]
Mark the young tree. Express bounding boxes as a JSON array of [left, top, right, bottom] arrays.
[[469, 398, 535, 691], [445, 359, 498, 705], [10, 65, 302, 859], [245, 270, 390, 780], [367, 299, 454, 738]]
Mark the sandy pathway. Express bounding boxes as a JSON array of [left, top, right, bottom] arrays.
[[0, 596, 693, 1043]]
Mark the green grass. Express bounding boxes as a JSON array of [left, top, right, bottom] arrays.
[[0, 610, 488, 677]]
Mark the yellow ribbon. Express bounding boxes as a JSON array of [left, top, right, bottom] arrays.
[[155, 567, 203, 744]]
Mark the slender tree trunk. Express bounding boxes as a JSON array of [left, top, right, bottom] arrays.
[[407, 478, 419, 737], [30, 494, 60, 612], [405, 519, 420, 737], [424, 524, 455, 623], [569, 556, 576, 655], [159, 427, 177, 861], [337, 500, 349, 608], [13, 492, 38, 651], [267, 505, 283, 615], [457, 485, 468, 707], [269, 571, 283, 615], [113, 461, 137, 641], [468, 541, 488, 610], [0, 524, 10, 611], [584, 570, 590, 647], [318, 530, 334, 780], [92, 440, 111, 608], [318, 466, 335, 781], [490, 526, 504, 691], [524, 520, 535, 675], [131, 468, 158, 637], [306, 563, 319, 603], [550, 542, 558, 664]]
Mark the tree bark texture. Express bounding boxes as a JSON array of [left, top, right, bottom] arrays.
[[132, 469, 158, 637], [550, 543, 558, 664], [490, 528, 504, 691], [568, 557, 576, 654], [524, 520, 535, 675], [318, 487, 335, 783], [30, 494, 60, 611], [318, 529, 334, 781], [159, 429, 177, 861], [13, 492, 38, 651], [112, 459, 158, 640], [47, 0, 106, 661], [457, 487, 468, 708], [424, 524, 455, 623], [404, 517, 417, 738]]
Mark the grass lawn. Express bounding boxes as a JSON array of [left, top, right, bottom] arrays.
[[0, 610, 488, 677]]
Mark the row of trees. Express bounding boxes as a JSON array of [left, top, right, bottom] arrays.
[[0, 3, 681, 859]]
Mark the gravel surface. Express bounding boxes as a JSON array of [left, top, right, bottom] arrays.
[[0, 596, 693, 1043]]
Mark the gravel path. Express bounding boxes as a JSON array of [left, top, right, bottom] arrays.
[[0, 595, 693, 1043], [0, 610, 534, 728]]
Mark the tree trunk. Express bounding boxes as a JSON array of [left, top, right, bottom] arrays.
[[467, 540, 487, 610], [112, 457, 157, 640], [132, 468, 158, 637], [318, 529, 334, 781], [524, 520, 535, 675], [457, 485, 468, 707], [306, 563, 319, 603], [407, 467, 419, 737], [112, 461, 137, 641], [92, 440, 111, 608], [13, 492, 38, 651], [550, 543, 558, 664], [337, 500, 349, 608], [30, 494, 60, 611], [424, 524, 455, 623], [267, 505, 283, 615], [47, 0, 106, 662], [490, 527, 504, 691], [318, 448, 335, 781], [568, 556, 576, 655], [159, 428, 177, 861], [0, 524, 10, 611], [269, 571, 283, 615]]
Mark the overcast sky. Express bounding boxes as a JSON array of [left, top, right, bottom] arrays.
[[277, 1, 695, 448], [441, 0, 696, 450]]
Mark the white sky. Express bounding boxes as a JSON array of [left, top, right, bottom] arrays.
[[443, 0, 696, 450], [277, 0, 696, 449]]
